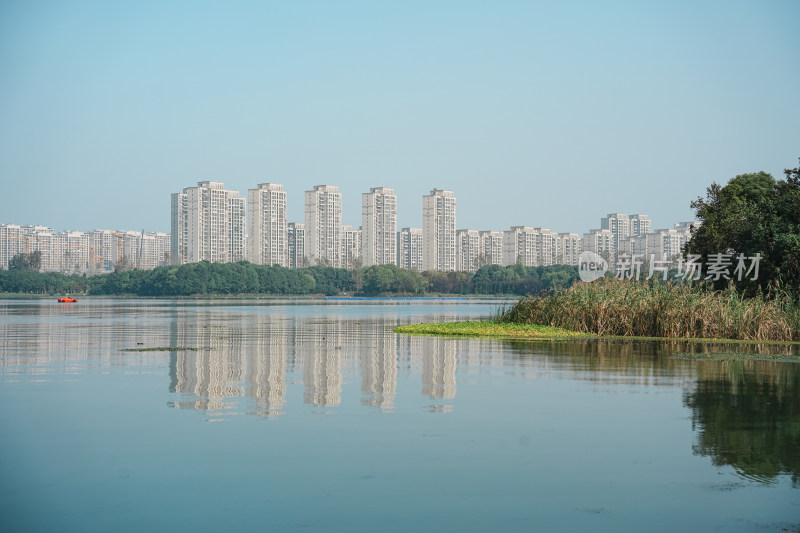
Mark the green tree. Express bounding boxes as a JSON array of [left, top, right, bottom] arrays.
[[686, 160, 800, 297], [8, 253, 27, 271], [28, 250, 42, 271], [7, 251, 42, 271]]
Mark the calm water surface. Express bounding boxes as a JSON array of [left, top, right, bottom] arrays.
[[0, 298, 798, 532]]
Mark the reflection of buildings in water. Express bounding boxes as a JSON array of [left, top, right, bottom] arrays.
[[421, 337, 456, 400], [168, 311, 295, 414], [360, 322, 397, 410], [302, 323, 342, 406], [170, 320, 245, 411], [395, 332, 424, 377], [455, 338, 505, 374], [245, 322, 287, 415], [0, 302, 165, 371]]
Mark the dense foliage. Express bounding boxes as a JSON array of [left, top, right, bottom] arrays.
[[686, 158, 800, 297], [0, 261, 579, 297], [7, 251, 42, 271], [0, 269, 91, 295]]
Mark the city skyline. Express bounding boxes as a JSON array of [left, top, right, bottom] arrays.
[[0, 180, 690, 238], [1, 2, 797, 235], [1, 178, 697, 273]]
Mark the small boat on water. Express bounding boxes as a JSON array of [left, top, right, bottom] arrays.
[[58, 297, 78, 303]]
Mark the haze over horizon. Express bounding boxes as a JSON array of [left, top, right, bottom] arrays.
[[1, 1, 798, 235]]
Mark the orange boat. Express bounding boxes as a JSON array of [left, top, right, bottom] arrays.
[[58, 297, 78, 303]]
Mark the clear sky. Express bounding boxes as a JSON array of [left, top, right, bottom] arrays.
[[1, 0, 798, 235]]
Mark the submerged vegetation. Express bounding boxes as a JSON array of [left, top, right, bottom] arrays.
[[498, 279, 800, 341]]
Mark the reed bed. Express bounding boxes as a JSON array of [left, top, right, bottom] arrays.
[[498, 279, 800, 341]]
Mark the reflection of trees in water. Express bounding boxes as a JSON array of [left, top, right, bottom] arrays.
[[684, 360, 800, 486], [501, 339, 698, 386]]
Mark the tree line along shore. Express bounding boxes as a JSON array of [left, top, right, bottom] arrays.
[[0, 261, 578, 298]]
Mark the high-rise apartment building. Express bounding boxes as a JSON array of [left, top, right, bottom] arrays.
[[287, 222, 306, 269], [248, 183, 287, 267], [582, 229, 615, 259], [673, 221, 698, 234], [0, 223, 24, 270], [15, 225, 55, 271], [47, 230, 89, 273], [502, 226, 555, 267], [422, 189, 456, 272], [170, 192, 188, 265], [601, 213, 630, 256], [503, 226, 536, 266], [479, 230, 504, 267], [646, 222, 697, 262], [398, 227, 423, 271], [120, 231, 169, 270], [141, 232, 171, 269], [536, 228, 556, 266], [88, 230, 120, 272], [305, 185, 342, 267], [629, 214, 652, 237], [647, 229, 684, 262], [340, 225, 362, 270], [2, 225, 88, 273], [171, 181, 246, 265], [556, 233, 581, 266], [456, 229, 481, 272], [361, 187, 397, 267], [3, 224, 168, 273]]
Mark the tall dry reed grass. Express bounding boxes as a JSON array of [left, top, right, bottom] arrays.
[[499, 278, 800, 341]]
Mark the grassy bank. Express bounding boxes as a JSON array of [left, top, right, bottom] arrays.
[[393, 321, 589, 339], [499, 279, 800, 341]]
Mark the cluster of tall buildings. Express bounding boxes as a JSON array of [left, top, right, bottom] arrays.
[[583, 214, 696, 263], [171, 181, 699, 273], [171, 181, 440, 270], [0, 224, 170, 273], [0, 182, 697, 275]]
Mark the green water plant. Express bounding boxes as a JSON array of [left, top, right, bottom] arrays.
[[394, 321, 589, 339]]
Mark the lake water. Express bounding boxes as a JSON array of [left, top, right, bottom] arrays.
[[1, 298, 798, 532]]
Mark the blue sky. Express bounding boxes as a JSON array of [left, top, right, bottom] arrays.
[[1, 0, 798, 235]]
